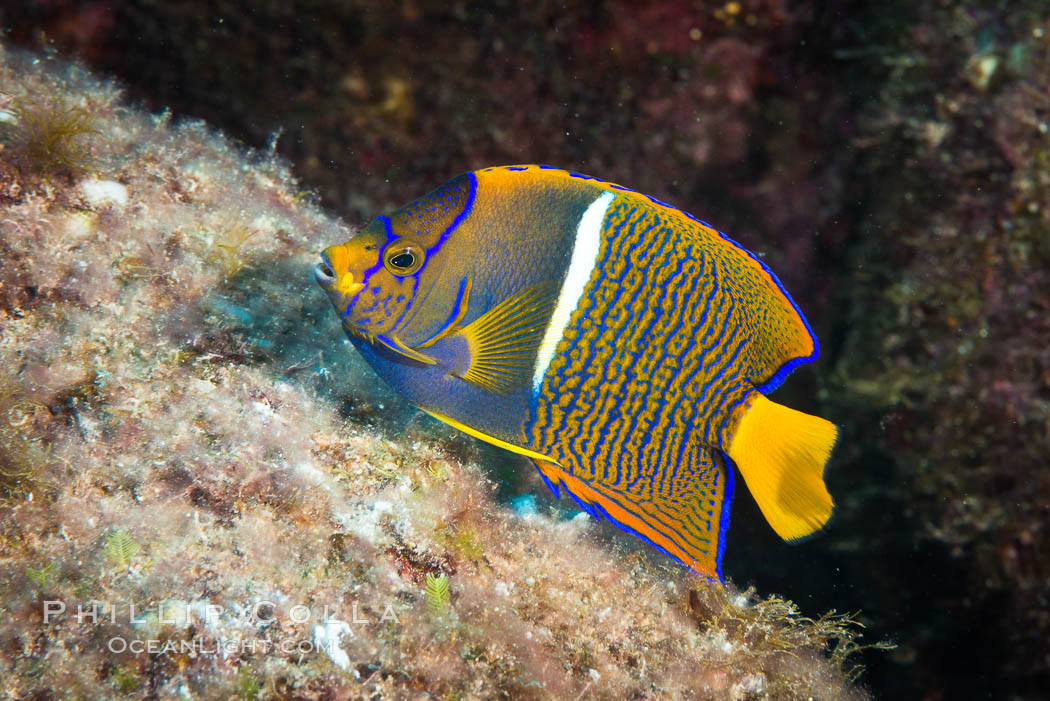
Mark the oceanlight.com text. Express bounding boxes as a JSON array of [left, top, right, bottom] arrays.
[[105, 637, 319, 655]]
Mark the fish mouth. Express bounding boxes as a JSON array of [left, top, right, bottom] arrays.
[[316, 255, 365, 300], [314, 261, 335, 287]]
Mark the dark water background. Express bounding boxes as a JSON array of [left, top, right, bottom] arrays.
[[5, 1, 1049, 698]]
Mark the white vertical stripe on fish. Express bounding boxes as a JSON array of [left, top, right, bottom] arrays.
[[532, 190, 615, 393]]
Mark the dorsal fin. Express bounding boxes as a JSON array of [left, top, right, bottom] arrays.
[[454, 282, 559, 394]]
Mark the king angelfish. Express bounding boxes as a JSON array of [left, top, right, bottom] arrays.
[[315, 165, 837, 579]]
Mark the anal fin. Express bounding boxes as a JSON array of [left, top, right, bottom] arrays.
[[531, 452, 731, 579], [531, 459, 561, 499]]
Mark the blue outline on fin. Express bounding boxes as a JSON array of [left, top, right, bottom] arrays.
[[562, 480, 600, 520], [552, 472, 720, 579], [701, 227, 819, 394], [491, 164, 819, 395], [588, 498, 692, 572], [714, 452, 734, 582], [753, 345, 818, 395], [532, 462, 560, 499]]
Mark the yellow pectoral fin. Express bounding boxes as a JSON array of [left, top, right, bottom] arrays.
[[454, 281, 559, 394], [420, 409, 563, 465], [728, 394, 837, 542]]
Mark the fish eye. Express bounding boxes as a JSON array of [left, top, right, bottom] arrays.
[[383, 243, 425, 276], [391, 252, 414, 267]]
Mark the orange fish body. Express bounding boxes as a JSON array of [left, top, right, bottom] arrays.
[[316, 165, 837, 579]]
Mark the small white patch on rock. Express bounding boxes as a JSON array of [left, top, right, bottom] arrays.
[[294, 461, 326, 485], [731, 673, 766, 700], [61, 211, 96, 242], [338, 500, 395, 543], [313, 619, 353, 669], [564, 511, 593, 533], [80, 179, 128, 208], [251, 400, 275, 417]]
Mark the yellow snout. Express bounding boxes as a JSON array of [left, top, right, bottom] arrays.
[[317, 243, 365, 298]]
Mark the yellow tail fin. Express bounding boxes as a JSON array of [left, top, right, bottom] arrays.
[[727, 394, 837, 541]]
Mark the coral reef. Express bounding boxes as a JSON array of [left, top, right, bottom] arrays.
[[0, 46, 871, 699]]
